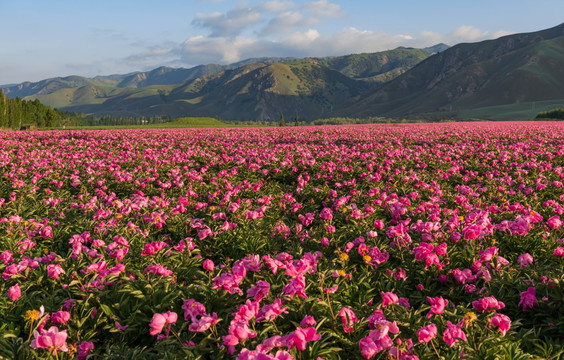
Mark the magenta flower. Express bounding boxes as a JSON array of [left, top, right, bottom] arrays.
[[8, 283, 21, 301], [472, 296, 505, 313], [30, 326, 69, 355], [149, 311, 177, 336], [288, 327, 321, 351], [554, 247, 564, 257], [547, 215, 562, 229], [202, 259, 215, 271], [46, 264, 65, 279], [462, 224, 481, 240], [442, 321, 467, 347], [51, 311, 71, 325], [417, 323, 438, 343], [246, 280, 270, 302], [77, 341, 95, 360], [300, 315, 317, 327], [489, 313, 511, 336], [518, 287, 538, 311], [338, 307, 358, 333], [427, 296, 448, 318], [381, 291, 399, 307]]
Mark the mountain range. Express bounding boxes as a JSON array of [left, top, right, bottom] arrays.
[[2, 22, 564, 121]]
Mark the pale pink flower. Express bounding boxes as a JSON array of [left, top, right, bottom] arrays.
[[30, 326, 69, 355], [149, 311, 177, 336]]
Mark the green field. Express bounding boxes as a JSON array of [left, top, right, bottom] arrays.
[[457, 99, 564, 120], [55, 117, 248, 130]]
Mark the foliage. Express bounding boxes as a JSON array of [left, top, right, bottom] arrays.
[[536, 107, 564, 120]]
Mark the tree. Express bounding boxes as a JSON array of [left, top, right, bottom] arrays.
[[294, 113, 299, 126], [279, 113, 285, 127]]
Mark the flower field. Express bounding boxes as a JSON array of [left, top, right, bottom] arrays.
[[1, 122, 563, 359]]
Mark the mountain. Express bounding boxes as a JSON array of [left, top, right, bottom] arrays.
[[1, 46, 436, 121], [333, 23, 564, 119]]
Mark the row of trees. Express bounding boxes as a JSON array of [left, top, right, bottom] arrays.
[[536, 108, 564, 120], [0, 90, 64, 129]]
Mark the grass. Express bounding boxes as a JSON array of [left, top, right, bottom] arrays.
[[456, 99, 564, 120], [52, 117, 240, 130]]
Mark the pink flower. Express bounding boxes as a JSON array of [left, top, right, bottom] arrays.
[[289, 327, 321, 351], [149, 311, 177, 336], [188, 313, 218, 332], [338, 307, 358, 333], [46, 264, 65, 279], [300, 315, 317, 327], [8, 283, 21, 301], [30, 326, 69, 355], [547, 215, 562, 229], [246, 280, 270, 302], [518, 287, 538, 311], [462, 224, 481, 240], [427, 296, 448, 318], [77, 341, 94, 360], [381, 291, 399, 307], [256, 299, 288, 322], [489, 313, 511, 336], [51, 311, 71, 325], [202, 259, 215, 271], [182, 299, 207, 321], [472, 296, 505, 313], [417, 323, 437, 343], [442, 321, 467, 347], [359, 337, 379, 359], [554, 247, 564, 257]]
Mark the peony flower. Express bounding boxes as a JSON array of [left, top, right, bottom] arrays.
[[202, 259, 215, 271], [51, 311, 71, 325], [381, 291, 399, 307], [442, 321, 467, 347], [8, 283, 21, 301], [427, 296, 448, 318], [77, 341, 94, 360], [149, 311, 177, 336], [472, 296, 505, 313], [417, 323, 437, 343], [338, 307, 358, 333], [518, 287, 538, 311], [489, 313, 511, 336], [30, 326, 68, 355]]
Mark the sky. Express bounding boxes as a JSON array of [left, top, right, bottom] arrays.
[[1, 0, 564, 85]]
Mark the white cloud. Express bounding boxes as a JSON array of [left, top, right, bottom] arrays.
[[303, 0, 344, 19], [192, 6, 262, 37], [257, 1, 295, 13], [420, 25, 513, 46]]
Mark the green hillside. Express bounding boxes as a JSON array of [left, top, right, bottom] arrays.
[[1, 47, 436, 121], [332, 23, 564, 119]]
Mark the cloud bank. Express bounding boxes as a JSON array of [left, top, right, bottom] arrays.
[[126, 1, 512, 70]]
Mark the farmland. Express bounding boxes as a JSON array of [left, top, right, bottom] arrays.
[[0, 122, 563, 359]]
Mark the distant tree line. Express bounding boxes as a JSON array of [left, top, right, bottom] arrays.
[[536, 108, 564, 120], [0, 89, 65, 129], [70, 113, 173, 127]]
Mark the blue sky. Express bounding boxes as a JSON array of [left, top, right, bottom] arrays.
[[1, 0, 563, 84]]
